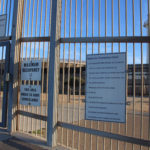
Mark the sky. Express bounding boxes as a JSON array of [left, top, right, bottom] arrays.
[[0, 0, 149, 64], [60, 0, 149, 64]]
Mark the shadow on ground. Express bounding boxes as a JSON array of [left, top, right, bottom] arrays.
[[0, 137, 47, 150]]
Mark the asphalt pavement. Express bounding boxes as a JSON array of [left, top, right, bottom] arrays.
[[0, 128, 68, 150]]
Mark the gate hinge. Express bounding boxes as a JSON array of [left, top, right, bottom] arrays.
[[5, 73, 10, 82]]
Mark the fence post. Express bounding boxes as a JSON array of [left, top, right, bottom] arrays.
[[47, 0, 62, 147], [7, 0, 19, 133], [7, 0, 24, 133]]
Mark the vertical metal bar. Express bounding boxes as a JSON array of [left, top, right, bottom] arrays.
[[105, 0, 107, 53], [84, 0, 88, 149], [72, 0, 77, 148], [49, 0, 52, 36], [98, 0, 100, 54], [66, 0, 72, 148], [148, 0, 150, 143], [2, 0, 5, 13], [0, 0, 3, 116], [34, 0, 39, 58], [24, 0, 28, 134], [112, 0, 113, 53], [27, 0, 31, 36], [5, 0, 8, 13], [78, 0, 83, 149], [21, 0, 26, 133], [118, 0, 120, 52], [140, 1, 143, 150], [38, 0, 43, 59], [62, 0, 67, 145], [125, 0, 128, 150], [44, 0, 47, 36], [0, 0, 1, 12], [23, 0, 27, 38], [16, 0, 24, 132], [7, 0, 11, 35], [132, 0, 135, 150], [38, 0, 43, 138], [2, 42, 10, 127], [92, 0, 94, 54], [0, 45, 2, 120], [46, 0, 52, 140], [42, 0, 47, 139], [26, 0, 31, 133], [34, 0, 39, 137], [20, 43, 24, 132], [103, 1, 107, 149], [5, 0, 8, 35], [30, 0, 35, 135], [28, 0, 33, 136], [1, 0, 6, 116], [47, 0, 61, 147], [7, 0, 19, 133], [110, 0, 113, 150], [29, 0, 34, 136], [90, 0, 94, 149], [31, 0, 35, 37], [61, 0, 66, 146], [40, 0, 47, 138], [97, 0, 101, 149], [117, 0, 120, 150], [38, 0, 43, 60], [16, 1, 23, 132]]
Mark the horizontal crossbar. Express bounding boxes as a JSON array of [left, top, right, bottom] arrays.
[[57, 122, 150, 147], [0, 36, 11, 42], [20, 36, 50, 42], [2, 36, 149, 43], [60, 36, 150, 43], [17, 110, 47, 121]]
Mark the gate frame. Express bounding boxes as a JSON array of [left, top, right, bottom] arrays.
[[0, 41, 10, 127], [3, 0, 150, 148], [47, 0, 62, 147]]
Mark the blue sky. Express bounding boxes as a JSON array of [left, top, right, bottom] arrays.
[[0, 0, 149, 64], [60, 0, 149, 64]]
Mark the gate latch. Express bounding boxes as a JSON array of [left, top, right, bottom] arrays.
[[6, 73, 10, 82]]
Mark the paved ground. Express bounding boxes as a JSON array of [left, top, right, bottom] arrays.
[[0, 137, 48, 150], [0, 128, 68, 150], [0, 95, 149, 149]]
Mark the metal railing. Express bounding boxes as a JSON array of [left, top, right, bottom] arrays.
[[0, 0, 149, 149], [57, 0, 150, 150]]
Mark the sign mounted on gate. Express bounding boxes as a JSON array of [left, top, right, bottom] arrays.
[[20, 85, 41, 106], [85, 53, 126, 123], [0, 14, 7, 37], [20, 60, 42, 106], [21, 60, 42, 81]]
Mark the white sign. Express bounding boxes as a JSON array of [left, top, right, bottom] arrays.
[[21, 60, 41, 81], [20, 85, 41, 106], [86, 53, 126, 123], [0, 14, 7, 37]]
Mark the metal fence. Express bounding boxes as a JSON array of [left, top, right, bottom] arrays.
[[0, 0, 149, 149], [57, 0, 150, 150], [18, 0, 52, 139]]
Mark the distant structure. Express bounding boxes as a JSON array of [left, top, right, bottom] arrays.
[[144, 15, 149, 64]]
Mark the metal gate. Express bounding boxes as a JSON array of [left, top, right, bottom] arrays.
[[57, 0, 150, 149], [0, 0, 150, 149]]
